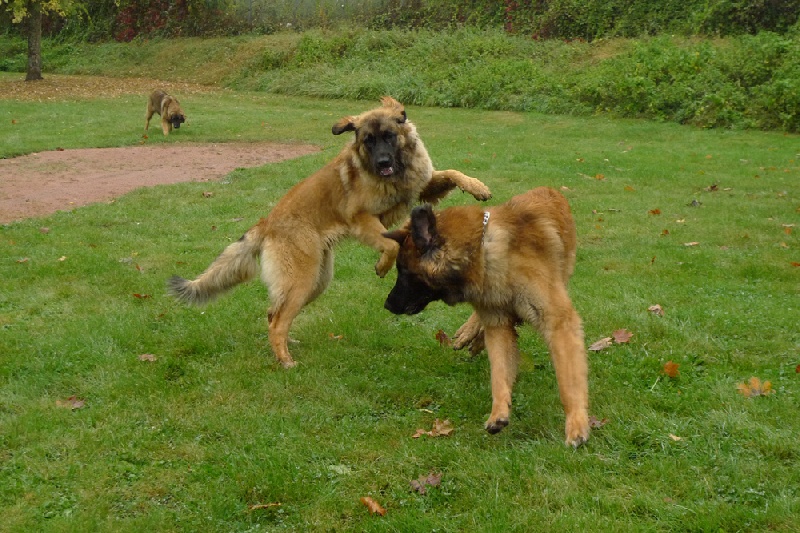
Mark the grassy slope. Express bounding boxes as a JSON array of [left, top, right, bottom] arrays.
[[0, 49, 799, 531]]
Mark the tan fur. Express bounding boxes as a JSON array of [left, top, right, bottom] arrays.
[[384, 187, 589, 447], [145, 89, 186, 136], [169, 97, 491, 368]]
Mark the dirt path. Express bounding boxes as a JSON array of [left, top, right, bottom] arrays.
[[0, 143, 319, 223], [0, 74, 319, 224]]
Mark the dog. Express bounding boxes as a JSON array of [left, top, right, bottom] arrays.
[[382, 187, 589, 447], [145, 89, 186, 136], [169, 96, 491, 369]]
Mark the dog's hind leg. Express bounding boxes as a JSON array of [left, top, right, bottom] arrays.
[[482, 321, 520, 434], [539, 294, 590, 447]]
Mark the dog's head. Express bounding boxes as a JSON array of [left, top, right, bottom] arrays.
[[169, 113, 186, 129], [331, 96, 410, 179], [383, 204, 467, 315]]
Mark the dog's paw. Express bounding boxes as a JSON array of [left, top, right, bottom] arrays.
[[485, 417, 509, 434], [453, 314, 484, 352], [565, 413, 590, 448]]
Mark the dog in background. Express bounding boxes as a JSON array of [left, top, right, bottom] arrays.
[[169, 96, 491, 369], [383, 187, 589, 447], [145, 89, 186, 136]]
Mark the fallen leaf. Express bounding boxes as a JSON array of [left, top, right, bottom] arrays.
[[202, 191, 214, 198], [56, 396, 85, 410], [624, 185, 636, 192], [663, 361, 679, 378], [58, 256, 67, 262], [410, 472, 442, 494], [705, 184, 719, 192], [248, 502, 281, 511], [648, 208, 661, 215], [39, 227, 50, 233], [560, 186, 572, 191], [594, 173, 605, 180], [588, 337, 613, 352], [139, 353, 157, 362], [613, 329, 633, 344], [795, 364, 800, 373], [669, 434, 683, 441], [737, 377, 774, 398], [360, 496, 386, 516], [16, 257, 30, 263], [784, 226, 793, 235], [661, 229, 670, 236], [328, 333, 343, 340], [132, 293, 151, 299], [648, 304, 664, 316], [412, 419, 454, 438], [792, 262, 800, 267], [435, 329, 451, 347], [683, 242, 700, 247], [588, 415, 609, 428]]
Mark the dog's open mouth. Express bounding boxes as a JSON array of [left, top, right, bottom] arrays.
[[379, 166, 395, 177]]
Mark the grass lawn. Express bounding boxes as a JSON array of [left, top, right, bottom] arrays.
[[1, 76, 798, 531]]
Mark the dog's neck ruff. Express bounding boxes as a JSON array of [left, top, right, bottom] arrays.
[[481, 211, 490, 244]]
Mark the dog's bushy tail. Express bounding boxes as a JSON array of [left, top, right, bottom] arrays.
[[168, 227, 263, 305]]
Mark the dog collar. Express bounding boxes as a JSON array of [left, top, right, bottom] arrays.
[[481, 211, 490, 243]]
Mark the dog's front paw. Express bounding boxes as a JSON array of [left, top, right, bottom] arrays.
[[453, 314, 484, 354], [485, 417, 509, 434], [565, 412, 590, 448], [460, 178, 492, 201]]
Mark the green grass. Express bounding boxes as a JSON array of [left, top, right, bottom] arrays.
[[1, 82, 799, 531]]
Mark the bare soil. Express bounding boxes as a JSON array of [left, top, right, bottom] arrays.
[[0, 75, 319, 224]]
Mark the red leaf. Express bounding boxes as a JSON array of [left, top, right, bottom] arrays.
[[435, 329, 451, 347], [360, 496, 386, 516], [613, 329, 633, 344], [132, 293, 151, 299], [663, 361, 679, 378], [648, 208, 661, 215]]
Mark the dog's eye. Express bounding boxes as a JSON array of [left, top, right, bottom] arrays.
[[383, 131, 396, 143], [363, 134, 376, 146]]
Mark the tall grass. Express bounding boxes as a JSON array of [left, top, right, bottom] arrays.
[[1, 86, 798, 531], [1, 28, 799, 131]]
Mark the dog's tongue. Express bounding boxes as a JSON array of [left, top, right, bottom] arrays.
[[380, 167, 395, 177]]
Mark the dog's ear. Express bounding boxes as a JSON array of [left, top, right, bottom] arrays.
[[381, 96, 407, 124], [410, 205, 439, 254], [332, 117, 357, 135], [383, 228, 409, 245]]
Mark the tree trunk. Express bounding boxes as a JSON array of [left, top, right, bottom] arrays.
[[25, 0, 43, 81]]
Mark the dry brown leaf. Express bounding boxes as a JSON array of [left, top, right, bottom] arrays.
[[594, 173, 605, 180], [410, 472, 442, 494], [624, 185, 636, 192], [737, 377, 774, 398], [328, 333, 343, 340], [360, 496, 386, 516], [663, 361, 679, 378], [56, 396, 85, 410], [139, 353, 157, 362], [683, 241, 700, 247], [132, 293, 151, 299], [613, 329, 633, 344], [435, 329, 452, 347], [588, 415, 609, 428], [202, 191, 214, 198], [648, 208, 661, 215], [249, 502, 281, 511], [588, 337, 613, 352], [669, 434, 683, 441], [412, 419, 454, 438], [648, 304, 664, 316]]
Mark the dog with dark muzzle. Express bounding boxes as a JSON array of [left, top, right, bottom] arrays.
[[169, 97, 491, 368], [383, 187, 590, 447], [145, 89, 186, 136]]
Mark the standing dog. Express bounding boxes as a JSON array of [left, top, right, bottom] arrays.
[[169, 97, 491, 369], [145, 89, 186, 136], [383, 187, 589, 447]]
